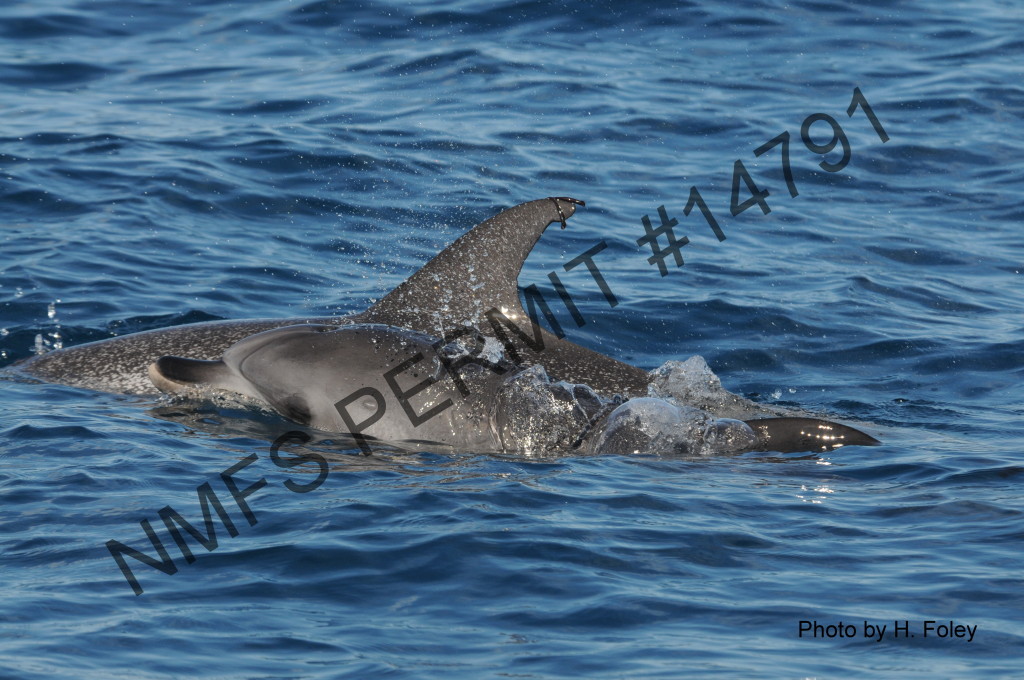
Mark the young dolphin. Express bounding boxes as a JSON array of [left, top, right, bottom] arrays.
[[16, 197, 879, 453], [146, 322, 878, 455]]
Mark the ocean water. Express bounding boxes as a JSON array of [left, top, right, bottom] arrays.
[[2, 0, 1023, 677]]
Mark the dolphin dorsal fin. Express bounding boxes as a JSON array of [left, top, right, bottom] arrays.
[[360, 198, 582, 334], [148, 356, 233, 392]]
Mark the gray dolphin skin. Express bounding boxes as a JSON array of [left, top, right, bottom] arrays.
[[16, 197, 879, 454]]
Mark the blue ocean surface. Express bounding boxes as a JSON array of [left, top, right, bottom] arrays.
[[2, 0, 1023, 677]]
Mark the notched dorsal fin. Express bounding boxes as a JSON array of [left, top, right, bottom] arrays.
[[360, 197, 584, 333]]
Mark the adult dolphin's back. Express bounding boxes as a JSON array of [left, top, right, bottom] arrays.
[[360, 197, 649, 395], [19, 317, 339, 394], [18, 198, 648, 396]]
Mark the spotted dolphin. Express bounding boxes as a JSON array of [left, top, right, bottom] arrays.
[[19, 198, 645, 395], [16, 197, 879, 453]]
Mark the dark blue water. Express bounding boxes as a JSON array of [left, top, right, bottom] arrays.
[[2, 1, 1023, 677]]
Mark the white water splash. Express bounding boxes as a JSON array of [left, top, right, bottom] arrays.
[[32, 299, 64, 354], [648, 355, 792, 420]]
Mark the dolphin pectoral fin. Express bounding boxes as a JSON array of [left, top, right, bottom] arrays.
[[744, 417, 880, 453], [148, 356, 234, 394], [262, 394, 313, 427]]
